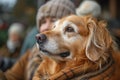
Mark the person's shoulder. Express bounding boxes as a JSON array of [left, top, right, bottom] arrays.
[[23, 27, 38, 47], [28, 27, 38, 37]]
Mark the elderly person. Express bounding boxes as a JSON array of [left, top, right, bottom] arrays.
[[0, 0, 75, 80], [0, 23, 24, 71]]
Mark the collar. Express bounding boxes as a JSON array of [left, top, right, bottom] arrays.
[[49, 56, 115, 80]]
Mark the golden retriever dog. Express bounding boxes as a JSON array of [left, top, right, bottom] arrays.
[[33, 15, 120, 80]]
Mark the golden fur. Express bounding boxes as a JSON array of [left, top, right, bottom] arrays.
[[33, 15, 120, 80]]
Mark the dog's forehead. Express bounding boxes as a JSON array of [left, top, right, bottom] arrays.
[[60, 15, 84, 26], [55, 15, 84, 26], [54, 15, 85, 31]]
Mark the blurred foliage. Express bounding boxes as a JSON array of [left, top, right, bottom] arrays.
[[0, 0, 37, 47], [0, 30, 8, 47], [13, 0, 37, 27]]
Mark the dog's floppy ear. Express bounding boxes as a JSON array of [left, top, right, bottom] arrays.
[[85, 17, 112, 62]]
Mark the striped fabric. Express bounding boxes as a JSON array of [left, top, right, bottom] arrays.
[[36, 0, 75, 29]]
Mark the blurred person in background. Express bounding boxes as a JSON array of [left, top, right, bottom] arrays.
[[0, 0, 75, 80], [0, 22, 24, 71]]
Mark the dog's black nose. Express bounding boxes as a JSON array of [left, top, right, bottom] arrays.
[[36, 34, 47, 44]]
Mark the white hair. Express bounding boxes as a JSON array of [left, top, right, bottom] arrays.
[[8, 23, 24, 37]]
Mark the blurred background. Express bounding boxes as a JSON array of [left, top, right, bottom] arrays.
[[0, 0, 37, 47], [0, 0, 120, 47]]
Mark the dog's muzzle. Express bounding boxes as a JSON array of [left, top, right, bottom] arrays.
[[36, 34, 47, 44], [36, 33, 70, 58]]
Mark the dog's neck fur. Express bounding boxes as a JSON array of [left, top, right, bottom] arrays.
[[46, 49, 115, 79], [36, 47, 116, 80], [48, 53, 115, 80]]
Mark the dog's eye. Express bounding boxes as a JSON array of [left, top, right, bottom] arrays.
[[65, 26, 74, 32], [52, 25, 55, 29], [59, 51, 70, 58]]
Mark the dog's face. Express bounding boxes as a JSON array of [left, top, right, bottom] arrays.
[[36, 15, 113, 62]]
